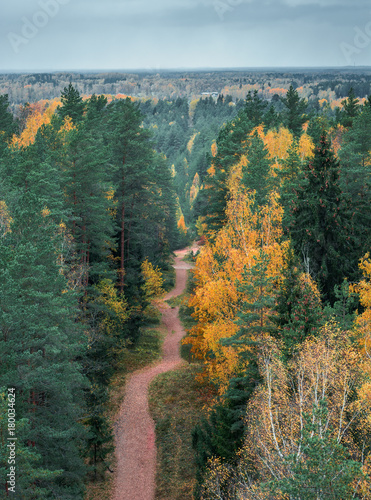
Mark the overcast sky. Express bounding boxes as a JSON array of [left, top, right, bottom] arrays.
[[1, 0, 371, 71]]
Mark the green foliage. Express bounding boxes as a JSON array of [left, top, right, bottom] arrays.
[[324, 279, 358, 331], [0, 193, 88, 498], [57, 83, 85, 124], [244, 90, 267, 127], [281, 84, 308, 137], [273, 246, 324, 358], [341, 86, 360, 127], [242, 130, 272, 208], [286, 132, 355, 303]]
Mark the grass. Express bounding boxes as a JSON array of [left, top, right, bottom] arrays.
[[149, 364, 213, 500], [84, 323, 166, 500]]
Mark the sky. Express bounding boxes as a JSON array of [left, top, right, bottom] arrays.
[[1, 0, 371, 71]]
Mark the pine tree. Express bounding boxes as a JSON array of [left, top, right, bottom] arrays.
[[62, 102, 116, 287], [338, 105, 371, 257], [0, 94, 17, 147], [0, 389, 61, 499], [0, 193, 88, 498]]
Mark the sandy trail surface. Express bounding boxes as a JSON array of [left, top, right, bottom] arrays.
[[112, 247, 196, 500]]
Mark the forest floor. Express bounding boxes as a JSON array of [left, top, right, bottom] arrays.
[[112, 246, 197, 500]]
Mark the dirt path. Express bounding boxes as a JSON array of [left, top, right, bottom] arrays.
[[112, 247, 196, 500]]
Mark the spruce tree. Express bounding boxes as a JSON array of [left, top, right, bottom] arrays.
[[281, 85, 307, 137], [242, 130, 272, 208], [200, 111, 253, 237], [57, 83, 85, 125], [338, 105, 371, 257], [243, 90, 267, 127], [286, 132, 353, 303], [341, 86, 360, 127], [272, 246, 323, 359]]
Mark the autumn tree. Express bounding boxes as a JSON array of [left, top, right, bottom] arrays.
[[201, 326, 371, 499]]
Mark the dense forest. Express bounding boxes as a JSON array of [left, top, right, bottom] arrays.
[[1, 71, 371, 498]]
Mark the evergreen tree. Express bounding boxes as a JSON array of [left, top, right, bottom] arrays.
[[63, 104, 116, 286], [323, 279, 358, 331], [0, 389, 61, 499], [341, 86, 360, 127], [286, 132, 353, 303], [279, 139, 303, 215], [0, 193, 88, 498], [0, 94, 17, 143], [200, 111, 253, 237], [281, 84, 307, 137], [57, 83, 85, 125], [338, 105, 371, 257], [243, 90, 267, 127], [242, 130, 272, 208], [272, 246, 323, 359]]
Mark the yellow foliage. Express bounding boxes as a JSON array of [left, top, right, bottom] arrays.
[[41, 207, 51, 218], [211, 141, 217, 158], [95, 279, 129, 338], [11, 100, 61, 148], [352, 254, 371, 361], [298, 132, 315, 160], [177, 215, 187, 235], [184, 176, 287, 392], [189, 98, 199, 120], [187, 132, 199, 153], [141, 258, 164, 299], [0, 201, 12, 237], [264, 127, 293, 163]]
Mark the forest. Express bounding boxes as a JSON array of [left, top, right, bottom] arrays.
[[0, 71, 371, 499]]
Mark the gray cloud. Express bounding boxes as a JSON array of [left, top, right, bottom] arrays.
[[1, 0, 371, 70]]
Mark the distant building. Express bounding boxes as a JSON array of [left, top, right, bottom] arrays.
[[201, 91, 220, 98]]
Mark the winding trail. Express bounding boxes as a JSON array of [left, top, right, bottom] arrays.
[[112, 247, 196, 500]]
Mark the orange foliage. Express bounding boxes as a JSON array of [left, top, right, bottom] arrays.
[[211, 141, 217, 158], [352, 254, 371, 362], [184, 171, 287, 391], [177, 215, 187, 234], [11, 99, 60, 148]]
